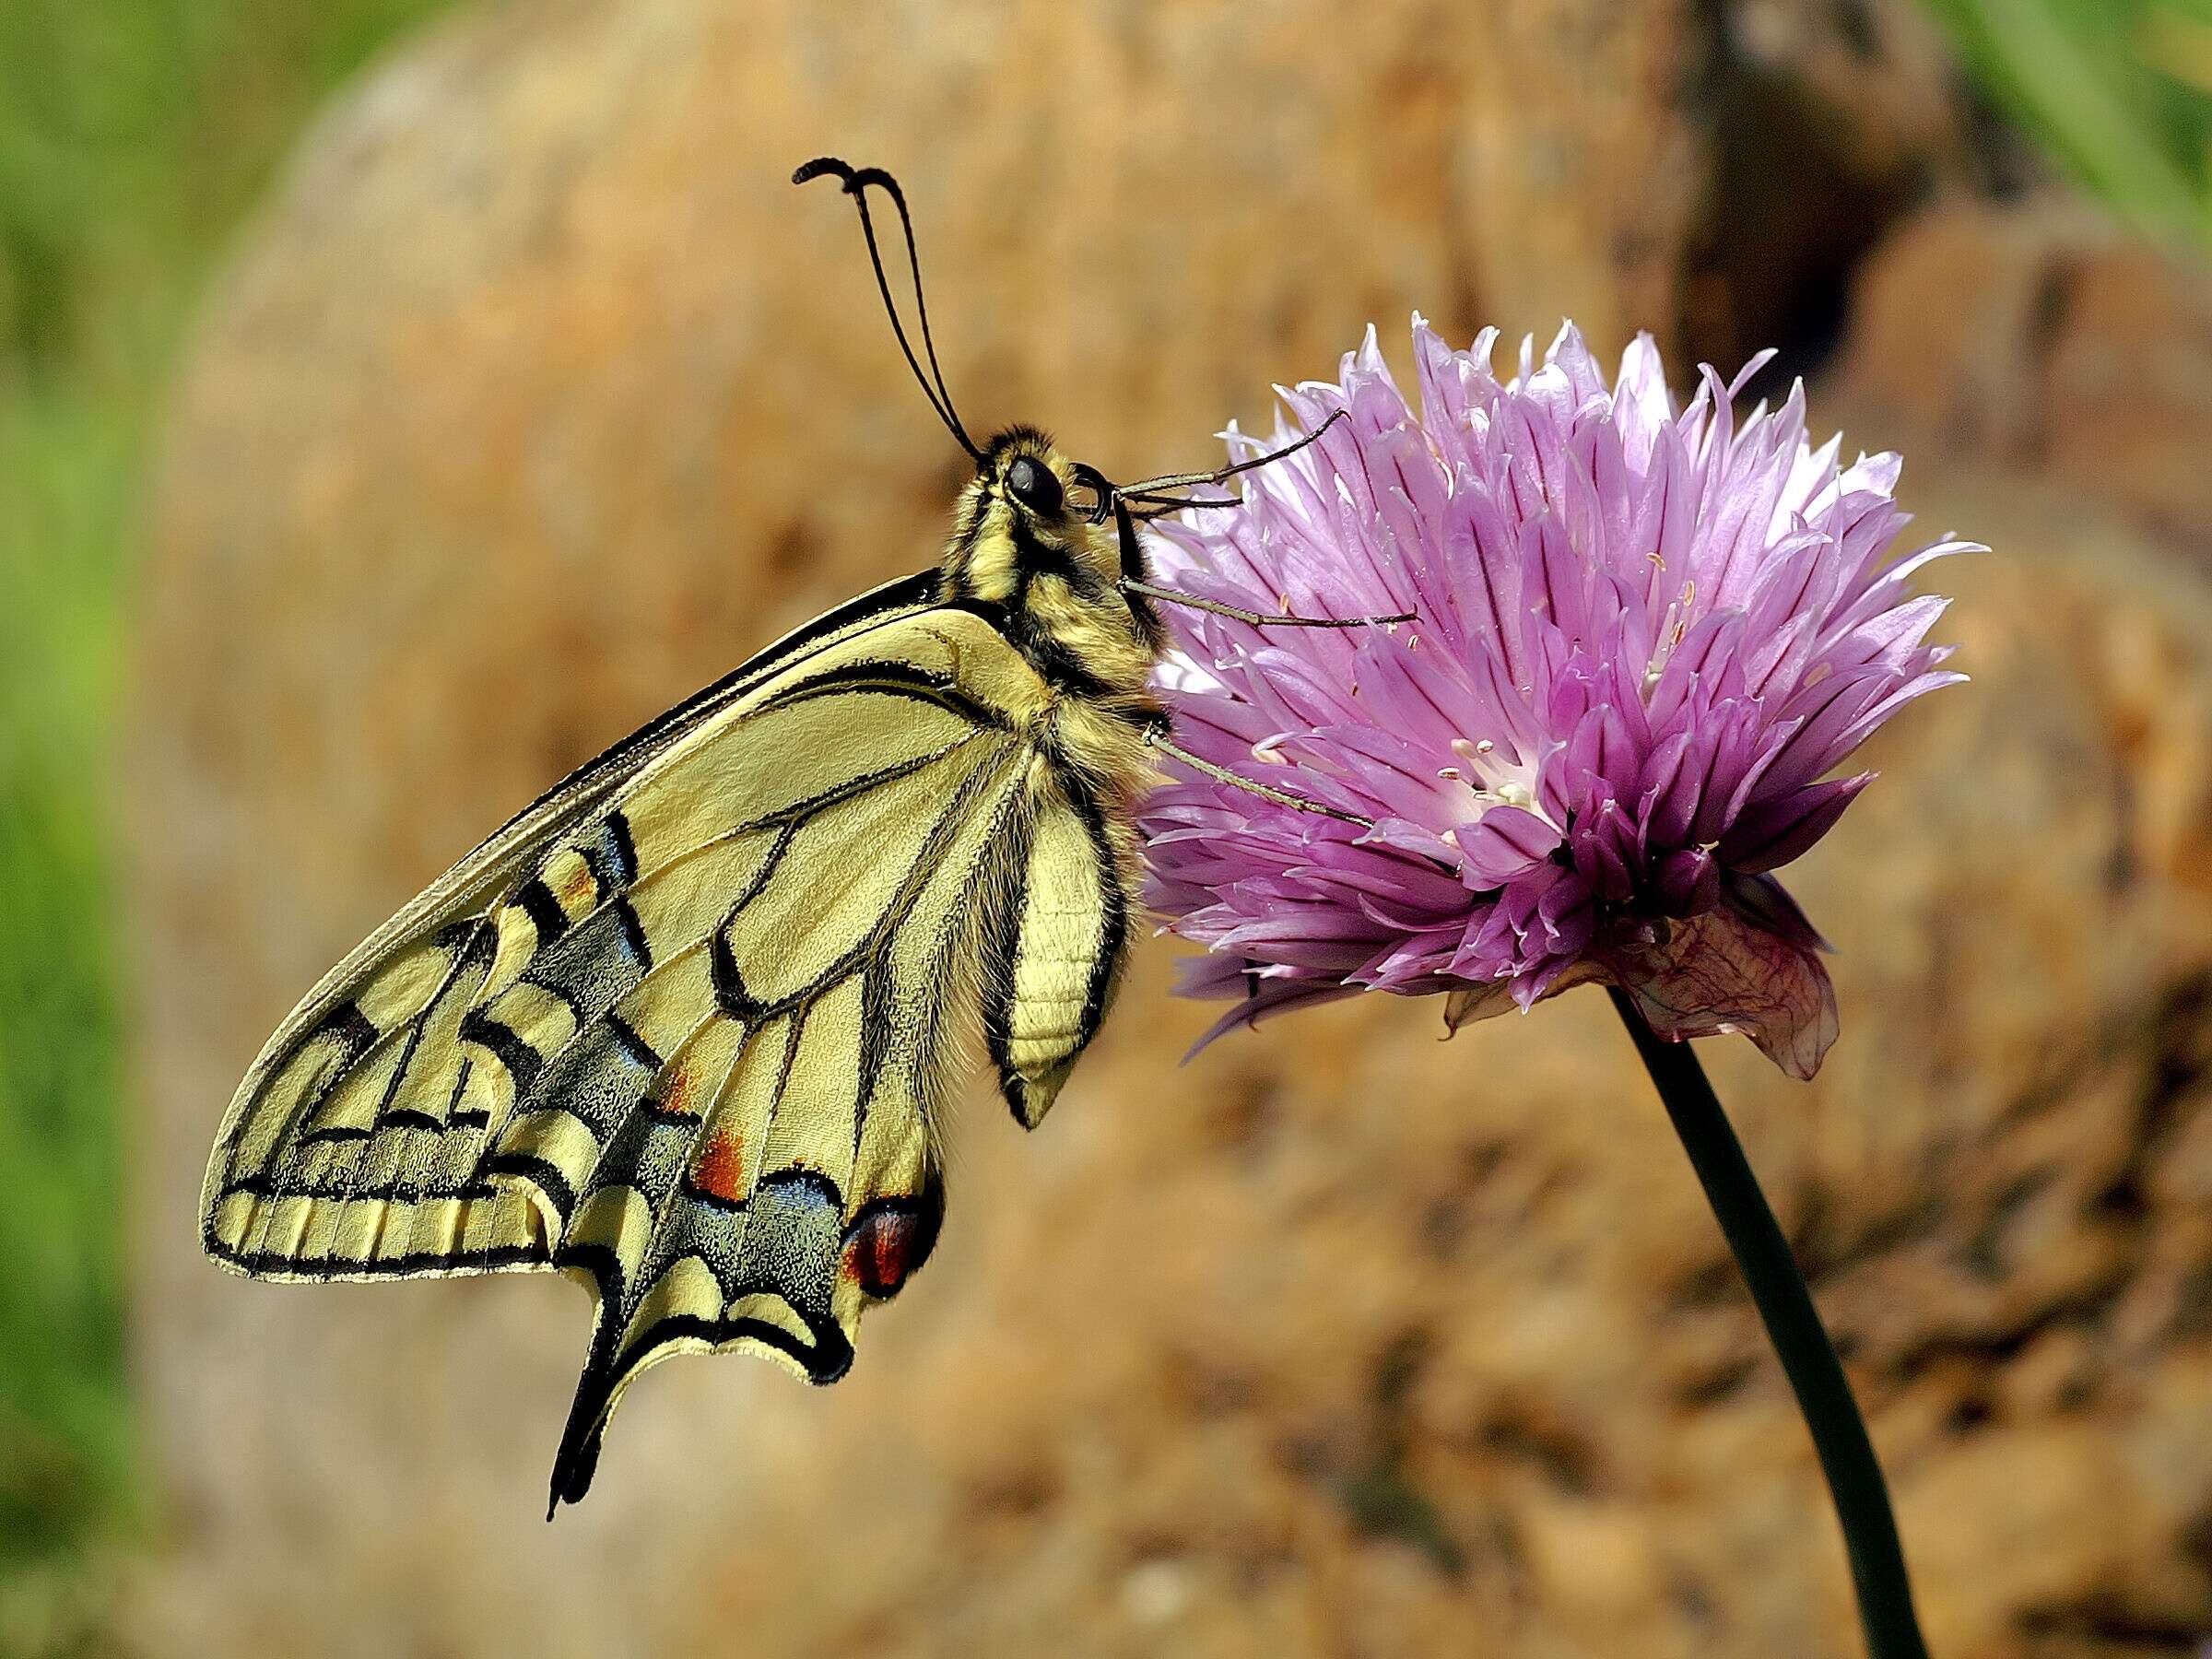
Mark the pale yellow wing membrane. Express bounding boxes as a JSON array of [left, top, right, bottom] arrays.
[[202, 582, 1137, 1511], [986, 786, 1133, 1129]]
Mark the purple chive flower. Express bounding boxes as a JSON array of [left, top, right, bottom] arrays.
[[1141, 320, 1971, 1079]]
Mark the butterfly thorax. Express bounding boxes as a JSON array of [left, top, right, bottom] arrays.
[[937, 428, 1162, 810]]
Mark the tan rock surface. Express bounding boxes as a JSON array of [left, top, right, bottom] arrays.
[[1838, 197, 2212, 556], [131, 2, 2212, 1655]]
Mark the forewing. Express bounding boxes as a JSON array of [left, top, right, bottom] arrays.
[[201, 566, 940, 1272]]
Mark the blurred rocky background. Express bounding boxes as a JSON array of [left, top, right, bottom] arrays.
[[6, 0, 2212, 1653]]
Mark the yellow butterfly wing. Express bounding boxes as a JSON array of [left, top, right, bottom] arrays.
[[201, 571, 1135, 1510]]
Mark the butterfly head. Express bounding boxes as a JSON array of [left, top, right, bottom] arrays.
[[942, 427, 1143, 603], [797, 159, 1367, 656], [794, 160, 1159, 598]]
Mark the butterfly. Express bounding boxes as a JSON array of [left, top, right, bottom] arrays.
[[201, 158, 1405, 1514]]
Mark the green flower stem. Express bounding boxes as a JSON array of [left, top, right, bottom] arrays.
[[1608, 989, 1928, 1659]]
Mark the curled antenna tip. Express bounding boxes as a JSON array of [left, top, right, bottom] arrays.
[[792, 156, 981, 462]]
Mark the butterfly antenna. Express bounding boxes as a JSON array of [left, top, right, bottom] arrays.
[[794, 157, 982, 463], [1098, 407, 1413, 628], [1115, 408, 1349, 497]]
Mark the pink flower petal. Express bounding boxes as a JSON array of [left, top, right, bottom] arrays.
[[1718, 771, 1875, 873], [1452, 806, 1560, 888]]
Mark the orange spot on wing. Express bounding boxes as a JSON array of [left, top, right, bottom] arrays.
[[559, 856, 597, 909], [691, 1130, 747, 1203]]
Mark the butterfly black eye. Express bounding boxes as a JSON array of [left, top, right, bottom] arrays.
[[1005, 455, 1065, 518]]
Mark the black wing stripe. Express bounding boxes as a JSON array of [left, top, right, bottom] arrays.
[[483, 1149, 578, 1221], [378, 1108, 449, 1133], [211, 1241, 547, 1279], [602, 810, 640, 887], [980, 816, 1030, 1123], [611, 898, 653, 972], [602, 1012, 661, 1072], [220, 1172, 498, 1204], [266, 928, 491, 1172], [297, 1124, 373, 1147], [1064, 782, 1129, 1044], [460, 1011, 545, 1097], [517, 878, 570, 946], [756, 659, 1008, 731]]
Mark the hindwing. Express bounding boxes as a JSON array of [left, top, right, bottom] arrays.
[[201, 575, 1135, 1509]]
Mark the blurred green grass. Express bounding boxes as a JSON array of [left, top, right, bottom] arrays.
[[1924, 0, 2212, 243], [0, 0, 452, 1640]]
